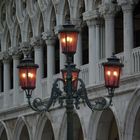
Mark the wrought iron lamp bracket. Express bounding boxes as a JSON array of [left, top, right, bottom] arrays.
[[26, 77, 114, 112], [27, 78, 65, 112], [74, 78, 114, 111]]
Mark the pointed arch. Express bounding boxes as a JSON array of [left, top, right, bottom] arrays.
[[27, 19, 33, 40], [13, 117, 32, 140], [58, 110, 84, 140], [0, 121, 11, 140], [64, 0, 70, 22], [88, 108, 121, 140], [123, 88, 140, 140], [0, 1, 6, 32], [50, 6, 56, 32], [34, 113, 55, 140], [12, 23, 22, 47], [38, 13, 44, 34], [6, 0, 16, 28]]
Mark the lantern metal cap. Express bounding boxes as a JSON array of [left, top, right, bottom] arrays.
[[102, 55, 124, 67], [61, 64, 80, 72], [58, 22, 79, 33], [17, 57, 39, 68]]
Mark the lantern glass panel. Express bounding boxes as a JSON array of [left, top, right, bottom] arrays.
[[19, 67, 37, 90], [62, 70, 79, 91], [104, 66, 121, 88], [60, 32, 78, 54]]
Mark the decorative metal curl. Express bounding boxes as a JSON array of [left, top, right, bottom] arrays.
[[75, 78, 114, 111], [26, 78, 114, 112], [27, 78, 65, 112]]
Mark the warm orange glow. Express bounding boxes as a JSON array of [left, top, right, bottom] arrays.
[[28, 72, 34, 78], [62, 36, 73, 43], [113, 71, 118, 77], [22, 73, 26, 78], [107, 71, 111, 76]]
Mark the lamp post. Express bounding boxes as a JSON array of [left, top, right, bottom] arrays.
[[17, 23, 123, 140]]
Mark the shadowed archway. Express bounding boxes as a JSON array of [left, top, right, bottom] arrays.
[[96, 109, 119, 140]]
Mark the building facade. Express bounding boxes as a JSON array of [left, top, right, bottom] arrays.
[[0, 0, 140, 140]]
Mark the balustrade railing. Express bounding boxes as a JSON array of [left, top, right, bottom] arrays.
[[132, 47, 140, 73]]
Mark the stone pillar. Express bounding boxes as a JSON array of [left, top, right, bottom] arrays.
[[9, 47, 21, 106], [100, 3, 118, 58], [104, 14, 115, 58], [46, 37, 56, 95], [31, 37, 44, 97], [13, 55, 20, 105], [95, 21, 100, 83], [3, 54, 10, 92], [121, 3, 134, 75], [74, 27, 82, 68], [42, 32, 56, 95], [0, 62, 2, 92], [87, 19, 97, 85], [3, 52, 11, 108]]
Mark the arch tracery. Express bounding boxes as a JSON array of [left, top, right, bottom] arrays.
[[34, 113, 55, 140], [13, 117, 31, 140]]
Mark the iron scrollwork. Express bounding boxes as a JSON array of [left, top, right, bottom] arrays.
[[27, 78, 114, 112]]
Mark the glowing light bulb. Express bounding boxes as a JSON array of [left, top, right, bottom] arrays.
[[113, 71, 118, 77], [67, 37, 72, 42], [28, 73, 34, 78], [62, 38, 66, 43], [22, 73, 26, 78], [107, 71, 111, 76]]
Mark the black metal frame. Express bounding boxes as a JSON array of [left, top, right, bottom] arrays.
[[19, 24, 123, 140], [25, 61, 115, 140]]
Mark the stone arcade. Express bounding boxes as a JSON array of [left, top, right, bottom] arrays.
[[0, 0, 140, 140]]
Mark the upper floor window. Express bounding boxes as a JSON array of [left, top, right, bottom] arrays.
[[134, 1, 140, 48], [115, 10, 123, 53]]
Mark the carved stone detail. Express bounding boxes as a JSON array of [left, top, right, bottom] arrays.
[[19, 42, 32, 57], [83, 9, 100, 21], [42, 32, 56, 45], [30, 36, 44, 49], [8, 47, 21, 59], [99, 3, 120, 18], [2, 51, 11, 63]]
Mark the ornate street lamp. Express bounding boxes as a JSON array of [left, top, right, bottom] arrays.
[[17, 56, 38, 98], [17, 23, 124, 140]]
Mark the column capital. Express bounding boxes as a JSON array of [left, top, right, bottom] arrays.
[[2, 51, 11, 63], [9, 47, 21, 60], [119, 1, 134, 13], [19, 41, 32, 57], [99, 3, 120, 19], [42, 32, 56, 45], [30, 36, 44, 49], [83, 9, 100, 22]]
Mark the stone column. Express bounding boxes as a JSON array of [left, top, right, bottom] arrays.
[[31, 37, 44, 97], [42, 32, 56, 95], [3, 52, 11, 108], [13, 55, 20, 105], [87, 19, 97, 85], [121, 3, 134, 75], [95, 21, 100, 83], [100, 3, 118, 58], [9, 47, 21, 106], [3, 53, 10, 92], [0, 62, 2, 92], [46, 37, 56, 95], [74, 27, 82, 68]]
